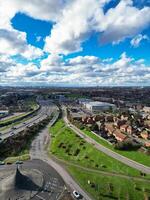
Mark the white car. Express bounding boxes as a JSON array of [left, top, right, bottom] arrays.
[[73, 190, 82, 199]]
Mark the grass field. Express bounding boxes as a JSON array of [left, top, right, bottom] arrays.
[[49, 119, 150, 200], [4, 154, 30, 164], [49, 119, 149, 178], [82, 128, 150, 167], [68, 166, 150, 200]]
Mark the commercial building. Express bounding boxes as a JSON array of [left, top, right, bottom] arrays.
[[84, 101, 116, 112]]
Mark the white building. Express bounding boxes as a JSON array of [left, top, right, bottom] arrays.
[[85, 101, 116, 112]]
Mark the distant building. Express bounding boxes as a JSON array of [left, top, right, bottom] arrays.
[[84, 101, 116, 112], [0, 110, 9, 115], [143, 106, 150, 113]]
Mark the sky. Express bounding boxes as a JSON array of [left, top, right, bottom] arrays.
[[0, 0, 150, 87]]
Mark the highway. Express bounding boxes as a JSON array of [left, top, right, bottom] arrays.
[[30, 105, 93, 200], [62, 106, 150, 174], [0, 100, 55, 140]]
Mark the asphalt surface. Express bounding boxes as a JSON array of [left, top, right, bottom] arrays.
[[30, 106, 92, 200], [0, 100, 55, 140], [0, 159, 65, 200], [62, 106, 150, 174]]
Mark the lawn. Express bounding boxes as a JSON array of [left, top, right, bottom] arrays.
[[68, 166, 150, 200], [49, 119, 149, 178], [82, 128, 150, 167]]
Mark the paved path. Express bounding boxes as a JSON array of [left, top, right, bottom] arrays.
[[30, 106, 92, 200], [63, 107, 150, 174]]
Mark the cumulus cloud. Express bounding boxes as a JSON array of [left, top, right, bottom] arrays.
[[0, 0, 150, 86], [130, 34, 149, 47], [0, 0, 150, 56], [0, 29, 43, 60], [44, 0, 150, 54], [99, 0, 150, 44], [44, 0, 103, 54], [2, 52, 149, 86]]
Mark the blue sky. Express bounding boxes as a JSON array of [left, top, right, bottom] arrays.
[[0, 0, 150, 86]]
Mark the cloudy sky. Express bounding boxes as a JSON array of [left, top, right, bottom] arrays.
[[0, 0, 150, 87]]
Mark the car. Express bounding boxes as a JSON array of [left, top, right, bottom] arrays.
[[72, 190, 83, 199], [15, 160, 23, 164], [0, 161, 5, 165], [10, 132, 14, 136]]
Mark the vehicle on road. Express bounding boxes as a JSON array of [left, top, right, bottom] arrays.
[[73, 190, 83, 199], [15, 160, 23, 164], [10, 132, 14, 136], [0, 161, 5, 165]]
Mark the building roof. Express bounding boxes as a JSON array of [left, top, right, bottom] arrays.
[[86, 101, 115, 107], [113, 130, 127, 141]]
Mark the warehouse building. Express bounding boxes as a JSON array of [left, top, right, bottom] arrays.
[[85, 101, 116, 112]]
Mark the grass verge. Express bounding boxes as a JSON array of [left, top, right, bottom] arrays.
[[82, 128, 150, 167], [68, 166, 150, 200], [4, 154, 30, 164], [49, 119, 149, 178]]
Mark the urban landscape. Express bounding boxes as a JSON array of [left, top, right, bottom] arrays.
[[0, 0, 150, 199], [0, 87, 150, 200]]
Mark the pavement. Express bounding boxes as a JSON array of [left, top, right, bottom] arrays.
[[62, 106, 150, 174], [0, 159, 65, 200]]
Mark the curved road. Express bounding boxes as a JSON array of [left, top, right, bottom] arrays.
[[0, 101, 55, 140], [63, 107, 150, 174], [30, 105, 93, 200]]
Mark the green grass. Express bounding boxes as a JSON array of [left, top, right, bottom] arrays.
[[4, 154, 30, 164], [0, 112, 31, 124], [49, 119, 149, 178], [0, 102, 39, 127], [68, 166, 150, 200], [82, 128, 150, 167], [0, 114, 36, 132], [50, 119, 65, 134]]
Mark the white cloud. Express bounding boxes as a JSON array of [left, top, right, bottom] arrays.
[[0, 0, 150, 56], [1, 52, 150, 86], [0, 29, 43, 60], [44, 0, 100, 54], [99, 0, 150, 44], [44, 0, 150, 54], [130, 34, 149, 47]]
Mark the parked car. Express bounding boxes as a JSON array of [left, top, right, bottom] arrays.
[[73, 190, 83, 199]]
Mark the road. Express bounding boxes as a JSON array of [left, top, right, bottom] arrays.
[[30, 105, 93, 200], [0, 159, 65, 200], [0, 100, 56, 140], [63, 106, 150, 174]]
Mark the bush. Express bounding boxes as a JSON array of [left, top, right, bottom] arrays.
[[114, 139, 141, 151]]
